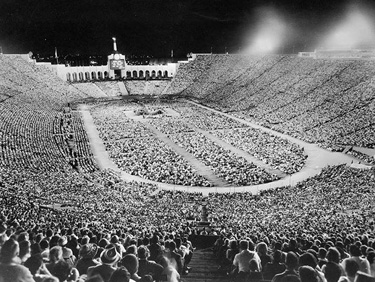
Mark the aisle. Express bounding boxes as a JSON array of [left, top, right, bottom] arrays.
[[182, 249, 228, 282]]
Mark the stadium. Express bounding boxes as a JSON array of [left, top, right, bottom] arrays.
[[1, 1, 375, 282]]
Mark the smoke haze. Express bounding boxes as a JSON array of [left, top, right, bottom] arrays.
[[317, 3, 375, 50], [242, 7, 291, 54]]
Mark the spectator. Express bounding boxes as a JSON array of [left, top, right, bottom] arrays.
[[324, 262, 346, 282], [24, 254, 54, 282], [248, 258, 264, 282], [272, 252, 299, 282], [256, 242, 272, 272], [231, 240, 261, 282], [342, 245, 371, 275], [164, 241, 182, 275], [366, 252, 375, 278], [354, 272, 375, 282], [264, 250, 286, 280], [75, 244, 100, 275], [0, 238, 35, 282], [108, 266, 131, 282], [137, 245, 163, 281], [87, 246, 121, 282], [344, 259, 360, 282], [299, 265, 320, 282], [121, 254, 141, 282], [50, 260, 78, 282]]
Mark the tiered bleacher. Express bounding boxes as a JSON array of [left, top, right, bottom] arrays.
[[122, 80, 170, 95], [124, 81, 147, 95], [168, 54, 375, 152], [70, 83, 107, 99], [94, 81, 122, 96], [1, 54, 375, 282]]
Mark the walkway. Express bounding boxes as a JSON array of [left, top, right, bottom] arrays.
[[353, 146, 375, 157], [79, 101, 366, 196], [78, 105, 119, 171], [183, 249, 227, 282], [117, 82, 128, 95]]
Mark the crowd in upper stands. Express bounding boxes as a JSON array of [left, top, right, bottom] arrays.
[[168, 54, 375, 152]]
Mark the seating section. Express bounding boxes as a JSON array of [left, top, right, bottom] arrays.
[[94, 81, 122, 96], [0, 55, 99, 171], [124, 80, 147, 94], [70, 82, 107, 98], [211, 128, 306, 174], [168, 54, 375, 150], [123, 80, 169, 95]]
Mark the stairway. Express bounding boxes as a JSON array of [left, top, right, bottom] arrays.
[[182, 249, 228, 282]]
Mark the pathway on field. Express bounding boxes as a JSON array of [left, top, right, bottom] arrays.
[[141, 122, 229, 187], [78, 104, 119, 171], [353, 146, 375, 157], [194, 127, 287, 178]]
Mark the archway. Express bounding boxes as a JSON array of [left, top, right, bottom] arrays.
[[157, 70, 162, 78], [139, 70, 144, 78], [98, 72, 103, 80], [126, 71, 132, 78], [79, 72, 84, 81], [145, 70, 150, 79], [132, 70, 138, 78], [91, 72, 97, 80], [164, 71, 168, 78], [66, 73, 71, 82], [104, 71, 109, 79], [72, 73, 78, 82], [85, 72, 90, 80]]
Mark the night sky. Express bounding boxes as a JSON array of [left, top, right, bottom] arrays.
[[0, 0, 374, 58]]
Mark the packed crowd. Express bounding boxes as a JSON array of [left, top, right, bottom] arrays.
[[90, 100, 304, 185], [90, 104, 155, 141], [211, 128, 307, 174], [94, 82, 122, 97], [2, 53, 375, 282], [71, 83, 107, 99], [209, 165, 375, 282], [0, 162, 374, 281], [168, 54, 375, 152], [0, 55, 99, 172], [148, 118, 193, 135], [169, 131, 279, 185], [0, 166, 202, 282], [106, 137, 213, 186], [124, 81, 170, 95], [53, 108, 99, 173]]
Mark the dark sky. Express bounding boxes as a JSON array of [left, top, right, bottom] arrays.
[[0, 0, 373, 58]]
